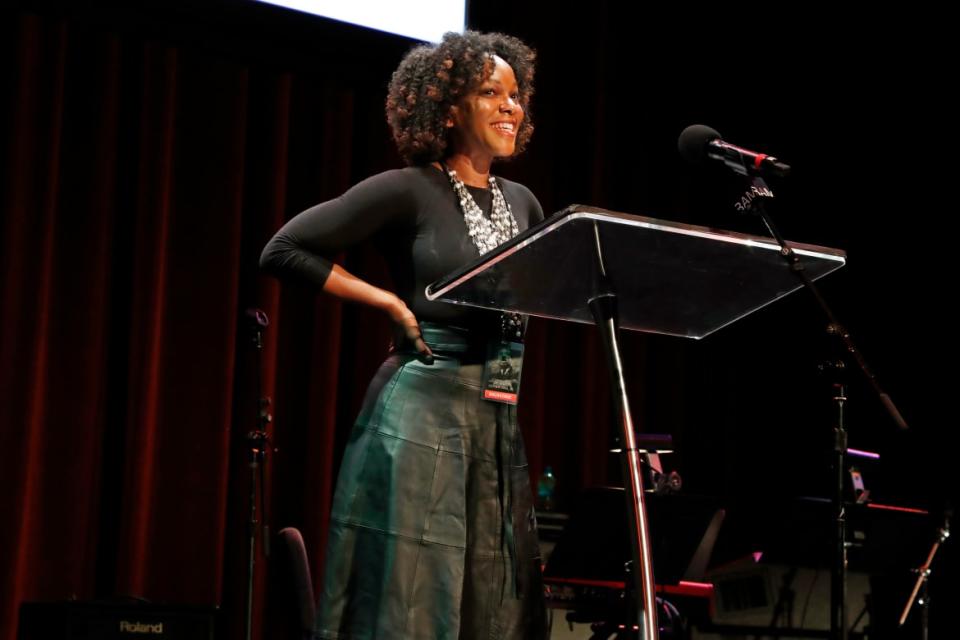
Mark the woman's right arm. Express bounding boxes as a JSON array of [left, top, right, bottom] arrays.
[[322, 264, 432, 360], [259, 170, 433, 361]]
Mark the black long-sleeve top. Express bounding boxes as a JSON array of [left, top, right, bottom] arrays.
[[259, 165, 544, 327]]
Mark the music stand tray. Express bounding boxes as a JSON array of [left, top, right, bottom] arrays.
[[544, 487, 724, 587]]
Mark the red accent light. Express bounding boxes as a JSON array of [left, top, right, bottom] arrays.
[[867, 503, 928, 515], [543, 577, 714, 599]]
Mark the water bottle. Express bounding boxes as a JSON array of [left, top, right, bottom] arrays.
[[536, 465, 556, 511]]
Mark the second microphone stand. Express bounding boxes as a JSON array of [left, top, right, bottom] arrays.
[[244, 309, 272, 640], [738, 171, 908, 640]]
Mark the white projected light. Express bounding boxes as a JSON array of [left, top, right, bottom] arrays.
[[256, 0, 465, 43]]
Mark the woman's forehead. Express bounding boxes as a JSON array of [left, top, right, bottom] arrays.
[[482, 55, 517, 84]]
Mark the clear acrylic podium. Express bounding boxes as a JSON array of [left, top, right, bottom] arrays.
[[426, 205, 846, 639]]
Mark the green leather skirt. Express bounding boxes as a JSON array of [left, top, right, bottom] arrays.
[[315, 323, 547, 640]]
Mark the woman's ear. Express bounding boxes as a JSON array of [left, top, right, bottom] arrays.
[[445, 106, 457, 128]]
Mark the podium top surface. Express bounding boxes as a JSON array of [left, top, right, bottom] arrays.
[[426, 205, 846, 339]]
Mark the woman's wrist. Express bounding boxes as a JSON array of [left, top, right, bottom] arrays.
[[380, 292, 406, 320]]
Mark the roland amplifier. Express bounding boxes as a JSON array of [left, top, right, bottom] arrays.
[[18, 601, 217, 640]]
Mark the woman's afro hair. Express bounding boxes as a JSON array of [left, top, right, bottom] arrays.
[[385, 31, 535, 166]]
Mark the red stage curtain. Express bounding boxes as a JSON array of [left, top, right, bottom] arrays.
[[0, 10, 622, 639]]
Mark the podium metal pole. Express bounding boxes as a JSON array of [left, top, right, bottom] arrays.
[[588, 221, 659, 640]]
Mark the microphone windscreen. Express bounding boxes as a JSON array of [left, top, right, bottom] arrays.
[[678, 124, 722, 165]]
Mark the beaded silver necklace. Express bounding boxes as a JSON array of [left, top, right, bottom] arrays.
[[442, 164, 525, 342], [443, 166, 519, 255]]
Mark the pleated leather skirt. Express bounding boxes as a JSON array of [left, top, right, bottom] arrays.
[[315, 323, 548, 640]]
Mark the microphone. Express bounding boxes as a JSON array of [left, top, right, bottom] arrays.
[[678, 124, 791, 178]]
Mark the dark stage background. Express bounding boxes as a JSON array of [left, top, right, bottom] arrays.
[[1, 3, 954, 638]]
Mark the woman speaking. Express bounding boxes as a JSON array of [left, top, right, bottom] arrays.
[[261, 30, 548, 639]]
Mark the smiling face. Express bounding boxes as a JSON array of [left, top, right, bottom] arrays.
[[448, 55, 524, 163]]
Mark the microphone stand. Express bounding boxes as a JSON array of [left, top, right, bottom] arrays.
[[734, 170, 909, 640], [243, 309, 272, 640]]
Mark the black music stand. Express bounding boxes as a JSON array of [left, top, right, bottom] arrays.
[[542, 487, 723, 638], [544, 488, 723, 587], [426, 205, 846, 639]]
